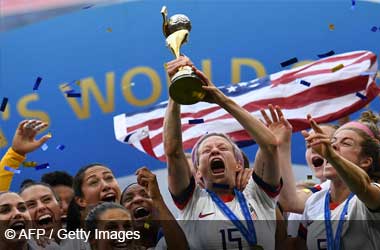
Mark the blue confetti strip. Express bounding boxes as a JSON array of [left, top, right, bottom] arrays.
[[299, 80, 311, 87], [280, 57, 298, 67], [351, 0, 356, 9], [41, 143, 49, 151], [82, 5, 94, 9], [64, 89, 75, 94], [212, 183, 230, 189], [33, 77, 42, 91], [189, 119, 204, 124], [371, 26, 378, 32], [56, 144, 65, 151], [4, 166, 21, 174], [67, 93, 82, 98], [0, 97, 8, 112], [356, 92, 367, 100], [317, 50, 335, 58], [35, 163, 50, 170]]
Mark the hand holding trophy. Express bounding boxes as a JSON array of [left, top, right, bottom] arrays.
[[161, 6, 206, 105]]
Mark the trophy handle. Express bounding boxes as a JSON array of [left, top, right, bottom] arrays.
[[161, 6, 170, 38]]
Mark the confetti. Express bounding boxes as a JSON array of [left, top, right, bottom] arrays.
[[67, 93, 82, 98], [302, 188, 311, 194], [331, 64, 344, 72], [144, 223, 150, 229], [189, 119, 204, 124], [280, 57, 298, 67], [22, 161, 38, 167], [0, 97, 8, 112], [299, 80, 311, 87], [33, 77, 43, 91], [41, 143, 49, 151], [329, 24, 335, 31], [371, 26, 378, 32], [75, 80, 81, 86], [35, 163, 50, 170], [82, 5, 94, 9], [56, 144, 65, 151], [317, 50, 335, 58], [212, 183, 230, 189], [106, 27, 113, 32], [46, 132, 52, 138], [356, 92, 367, 100], [351, 0, 356, 9], [4, 166, 21, 174]]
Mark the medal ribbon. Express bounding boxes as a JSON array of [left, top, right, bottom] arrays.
[[324, 191, 354, 250], [207, 188, 257, 245]]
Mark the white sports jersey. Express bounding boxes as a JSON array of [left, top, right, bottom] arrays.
[[300, 183, 380, 250], [287, 180, 331, 237], [170, 175, 279, 250]]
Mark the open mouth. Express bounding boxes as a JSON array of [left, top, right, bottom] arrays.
[[10, 221, 26, 231], [101, 193, 116, 202], [133, 207, 150, 220], [37, 214, 53, 226], [312, 156, 324, 168], [112, 240, 129, 249], [210, 158, 225, 174], [61, 215, 67, 224]]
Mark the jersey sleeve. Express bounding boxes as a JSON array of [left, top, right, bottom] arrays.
[[244, 171, 283, 205], [0, 147, 25, 191], [170, 176, 197, 211]]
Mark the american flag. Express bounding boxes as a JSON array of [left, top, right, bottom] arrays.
[[114, 50, 379, 161]]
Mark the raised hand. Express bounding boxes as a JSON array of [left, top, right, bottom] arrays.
[[301, 115, 333, 159], [260, 104, 292, 144], [11, 120, 51, 156], [136, 167, 162, 201]]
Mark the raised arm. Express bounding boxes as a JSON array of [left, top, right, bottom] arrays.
[[192, 66, 280, 186], [163, 58, 193, 196], [304, 116, 380, 210], [136, 167, 189, 250], [257, 105, 307, 213], [0, 120, 50, 191]]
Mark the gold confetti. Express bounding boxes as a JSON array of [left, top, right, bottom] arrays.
[[22, 161, 38, 167], [75, 80, 81, 86], [106, 27, 113, 32], [144, 223, 150, 229], [302, 188, 311, 194], [329, 24, 335, 31], [46, 132, 52, 138], [331, 64, 344, 72]]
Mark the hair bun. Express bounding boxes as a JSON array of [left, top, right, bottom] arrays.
[[360, 110, 379, 125]]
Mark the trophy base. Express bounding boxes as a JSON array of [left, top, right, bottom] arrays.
[[169, 71, 206, 105]]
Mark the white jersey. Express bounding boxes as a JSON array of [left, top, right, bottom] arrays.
[[287, 180, 331, 237], [300, 183, 380, 250], [169, 174, 280, 250]]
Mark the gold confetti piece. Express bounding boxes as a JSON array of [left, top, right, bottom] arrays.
[[302, 188, 311, 194], [144, 223, 150, 229], [331, 64, 344, 72], [75, 80, 81, 86], [329, 24, 335, 31], [46, 132, 52, 138], [22, 161, 38, 167], [106, 27, 113, 32]]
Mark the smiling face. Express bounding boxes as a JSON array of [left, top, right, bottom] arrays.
[[196, 135, 242, 190], [0, 193, 31, 245], [93, 208, 133, 250], [20, 185, 61, 235], [78, 166, 121, 207], [305, 125, 337, 182], [121, 184, 153, 226]]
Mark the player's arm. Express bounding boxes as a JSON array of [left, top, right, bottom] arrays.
[[304, 116, 380, 210], [0, 120, 50, 191], [191, 67, 280, 187], [136, 167, 189, 250], [164, 57, 193, 196]]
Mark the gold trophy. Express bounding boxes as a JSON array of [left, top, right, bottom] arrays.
[[161, 6, 206, 105]]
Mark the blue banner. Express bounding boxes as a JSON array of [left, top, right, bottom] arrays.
[[1, 0, 379, 190]]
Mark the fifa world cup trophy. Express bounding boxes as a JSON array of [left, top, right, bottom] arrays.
[[161, 6, 206, 105]]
